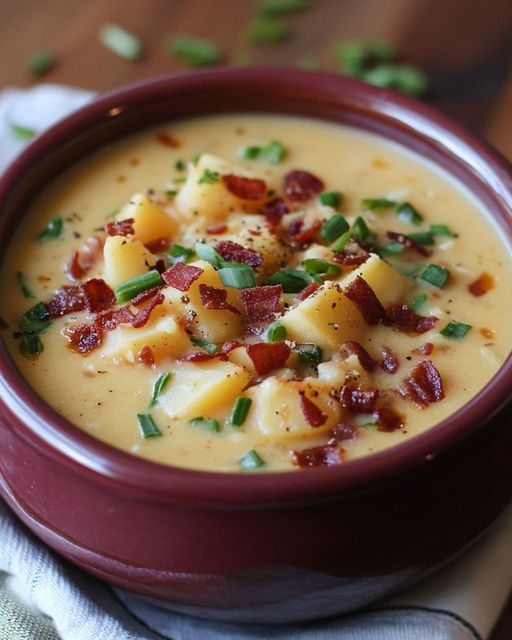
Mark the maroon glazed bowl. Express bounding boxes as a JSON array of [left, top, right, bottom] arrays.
[[0, 68, 511, 623]]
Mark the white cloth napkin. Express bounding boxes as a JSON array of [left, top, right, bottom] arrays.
[[0, 85, 511, 640]]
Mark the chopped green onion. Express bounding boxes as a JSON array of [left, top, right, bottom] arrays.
[[21, 302, 51, 334], [260, 139, 287, 164], [198, 169, 219, 184], [26, 50, 55, 77], [335, 39, 396, 75], [379, 242, 405, 257], [302, 258, 339, 277], [351, 216, 371, 241], [175, 160, 186, 171], [258, 0, 311, 16], [361, 64, 429, 97], [320, 213, 349, 243], [248, 18, 290, 44], [296, 343, 323, 367], [168, 243, 195, 265], [149, 373, 172, 407], [19, 333, 43, 358], [429, 224, 454, 237], [319, 191, 343, 209], [189, 416, 221, 433], [241, 145, 261, 160], [174, 177, 187, 184], [267, 321, 287, 342], [16, 272, 34, 299], [331, 229, 351, 251], [164, 189, 177, 197], [239, 449, 265, 470], [218, 264, 256, 288], [440, 321, 472, 339], [99, 24, 143, 61], [407, 231, 434, 245], [229, 396, 253, 427], [115, 269, 163, 304], [397, 264, 423, 280], [10, 123, 37, 140], [396, 202, 423, 226], [362, 197, 396, 210], [137, 413, 162, 438], [411, 293, 428, 310], [37, 216, 63, 241], [191, 337, 217, 353], [420, 264, 450, 288], [267, 268, 317, 293], [169, 35, 223, 68], [194, 242, 225, 267]]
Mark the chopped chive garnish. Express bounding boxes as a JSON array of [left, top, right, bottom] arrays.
[[174, 177, 187, 184], [267, 321, 287, 342], [189, 416, 221, 433], [351, 216, 371, 241], [10, 123, 37, 140], [335, 39, 396, 75], [319, 191, 343, 209], [175, 160, 186, 171], [411, 293, 428, 310], [164, 189, 177, 197], [99, 24, 143, 61], [241, 145, 261, 160], [267, 267, 317, 293], [194, 242, 224, 267], [239, 449, 265, 470], [429, 224, 454, 238], [16, 272, 34, 299], [320, 213, 349, 243], [397, 264, 423, 280], [191, 337, 217, 353], [149, 373, 172, 407], [260, 139, 287, 164], [258, 0, 311, 16], [440, 321, 472, 339], [37, 216, 64, 241], [396, 202, 423, 226], [248, 17, 290, 44], [168, 243, 195, 265], [26, 50, 55, 77], [331, 229, 351, 251], [229, 396, 253, 427], [296, 343, 323, 367], [379, 242, 405, 257], [137, 413, 162, 438], [302, 258, 339, 277], [218, 264, 256, 288], [169, 35, 223, 68], [115, 269, 163, 304], [362, 197, 396, 210], [21, 302, 50, 333], [361, 64, 429, 97], [407, 231, 434, 245], [419, 264, 450, 288], [19, 333, 44, 358], [198, 169, 219, 184]]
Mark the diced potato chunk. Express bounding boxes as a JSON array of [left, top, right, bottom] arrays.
[[244, 377, 342, 440], [103, 236, 157, 288], [176, 153, 266, 221], [117, 193, 178, 246], [227, 346, 257, 377], [162, 360, 251, 420]]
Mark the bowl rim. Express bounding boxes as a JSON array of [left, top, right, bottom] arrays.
[[0, 66, 511, 506]]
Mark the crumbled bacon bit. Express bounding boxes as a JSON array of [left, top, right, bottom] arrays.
[[292, 445, 344, 468], [105, 218, 134, 237], [246, 341, 290, 375], [468, 272, 494, 297], [340, 385, 379, 413], [198, 284, 240, 314], [66, 323, 103, 355], [417, 342, 434, 356], [82, 278, 116, 313], [155, 132, 181, 148], [373, 407, 405, 431], [131, 286, 163, 306], [330, 422, 359, 442], [344, 276, 384, 325], [47, 286, 85, 319], [300, 395, 327, 427], [66, 250, 85, 281], [145, 237, 171, 254], [137, 346, 155, 367], [262, 197, 289, 228], [384, 304, 437, 334], [215, 240, 263, 268], [283, 170, 324, 202], [206, 223, 228, 235], [79, 235, 104, 273], [299, 281, 319, 300], [289, 219, 322, 244], [222, 175, 266, 200], [131, 293, 165, 328], [386, 231, 430, 257], [162, 263, 203, 291], [400, 360, 445, 407], [380, 345, 399, 374], [341, 340, 376, 371], [287, 218, 303, 237], [221, 340, 243, 353], [181, 352, 228, 363], [332, 250, 370, 266], [240, 285, 282, 322], [95, 306, 134, 331]]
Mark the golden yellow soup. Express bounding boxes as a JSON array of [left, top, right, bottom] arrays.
[[2, 114, 511, 471]]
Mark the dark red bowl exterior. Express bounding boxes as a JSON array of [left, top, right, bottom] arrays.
[[0, 68, 511, 623]]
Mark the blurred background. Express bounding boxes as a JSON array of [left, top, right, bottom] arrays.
[[0, 0, 511, 636]]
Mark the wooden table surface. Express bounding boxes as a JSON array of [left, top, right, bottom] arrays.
[[1, 0, 511, 636]]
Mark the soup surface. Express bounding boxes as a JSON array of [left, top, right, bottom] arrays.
[[2, 114, 511, 471]]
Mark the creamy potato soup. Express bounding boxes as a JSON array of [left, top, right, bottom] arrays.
[[1, 114, 511, 471]]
